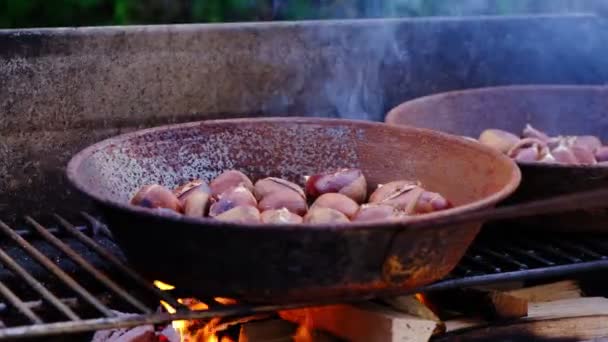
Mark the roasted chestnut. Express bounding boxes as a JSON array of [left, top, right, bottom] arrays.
[[209, 185, 257, 217], [571, 146, 597, 165], [368, 180, 419, 204], [596, 146, 608, 162], [353, 204, 403, 222], [175, 180, 212, 217], [572, 135, 602, 152], [522, 124, 549, 142], [550, 143, 579, 165], [258, 190, 307, 215], [131, 184, 182, 213], [260, 208, 303, 224], [254, 177, 305, 200], [210, 170, 254, 197], [214, 206, 261, 224], [310, 193, 359, 219], [304, 207, 350, 224], [507, 138, 548, 162], [305, 168, 367, 203], [414, 191, 453, 214], [478, 129, 521, 154]]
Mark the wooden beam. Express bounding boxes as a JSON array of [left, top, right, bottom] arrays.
[[506, 280, 582, 302], [279, 303, 439, 342], [428, 287, 528, 320], [239, 318, 336, 342], [441, 297, 608, 341]]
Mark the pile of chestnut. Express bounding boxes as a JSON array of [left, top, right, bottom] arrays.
[[479, 124, 608, 165], [130, 168, 453, 224]]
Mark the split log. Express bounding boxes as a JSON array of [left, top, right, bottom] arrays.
[[238, 319, 336, 342], [440, 297, 608, 341], [279, 302, 439, 342], [427, 287, 528, 320], [506, 280, 582, 302], [381, 295, 445, 335]]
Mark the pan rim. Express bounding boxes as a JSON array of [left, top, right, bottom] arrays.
[[385, 84, 608, 170], [66, 116, 521, 232]]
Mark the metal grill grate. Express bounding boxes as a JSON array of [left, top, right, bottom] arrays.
[[0, 215, 605, 340]]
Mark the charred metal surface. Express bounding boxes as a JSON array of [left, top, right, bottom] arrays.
[[1, 15, 608, 219], [66, 117, 518, 301], [386, 85, 608, 232]]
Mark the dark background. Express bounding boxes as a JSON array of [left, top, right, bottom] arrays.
[[2, 0, 608, 29]]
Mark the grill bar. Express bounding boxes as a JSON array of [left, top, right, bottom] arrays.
[[0, 216, 604, 340], [0, 221, 115, 318], [54, 214, 187, 311], [0, 237, 81, 321], [0, 281, 42, 324], [24, 217, 151, 314]]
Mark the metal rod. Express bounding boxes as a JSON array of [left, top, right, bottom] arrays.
[[0, 243, 80, 321], [0, 220, 115, 318], [0, 297, 78, 313], [25, 217, 152, 314], [54, 214, 186, 312], [0, 300, 342, 340], [0, 281, 42, 324]]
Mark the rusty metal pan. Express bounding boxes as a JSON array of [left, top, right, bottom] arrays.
[[66, 117, 520, 303], [386, 85, 608, 232]]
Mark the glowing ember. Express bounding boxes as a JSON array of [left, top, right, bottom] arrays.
[[293, 309, 314, 342], [154, 280, 176, 290], [214, 297, 237, 305]]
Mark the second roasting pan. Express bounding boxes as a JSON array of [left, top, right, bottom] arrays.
[[66, 117, 520, 303], [386, 85, 608, 232]]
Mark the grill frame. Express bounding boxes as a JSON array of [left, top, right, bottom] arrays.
[[0, 215, 604, 340]]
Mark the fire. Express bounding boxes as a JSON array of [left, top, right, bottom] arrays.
[[155, 281, 232, 342], [214, 297, 237, 305], [292, 309, 314, 342], [154, 280, 176, 290], [278, 308, 315, 342]]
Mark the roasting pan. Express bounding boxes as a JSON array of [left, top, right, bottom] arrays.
[[386, 85, 608, 232], [66, 117, 520, 303]]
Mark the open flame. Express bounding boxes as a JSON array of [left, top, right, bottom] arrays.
[[154, 280, 315, 342], [155, 281, 232, 342]]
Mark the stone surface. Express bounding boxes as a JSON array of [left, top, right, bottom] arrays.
[[1, 14, 608, 220]]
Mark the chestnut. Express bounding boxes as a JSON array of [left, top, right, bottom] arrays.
[[209, 185, 257, 217], [551, 144, 578, 165], [174, 179, 211, 199], [253, 177, 305, 201], [353, 204, 403, 222], [258, 190, 307, 215], [522, 124, 549, 142], [478, 129, 521, 154], [260, 208, 303, 224], [572, 135, 602, 152], [368, 180, 419, 204], [209, 170, 254, 197], [595, 146, 608, 162], [414, 191, 453, 214], [175, 180, 212, 217], [571, 146, 597, 165], [507, 138, 548, 161], [305, 168, 367, 203], [310, 193, 359, 219], [182, 191, 211, 217], [214, 206, 261, 224], [304, 207, 350, 224], [131, 184, 182, 213]]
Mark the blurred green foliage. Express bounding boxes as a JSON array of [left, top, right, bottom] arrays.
[[0, 0, 602, 29]]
